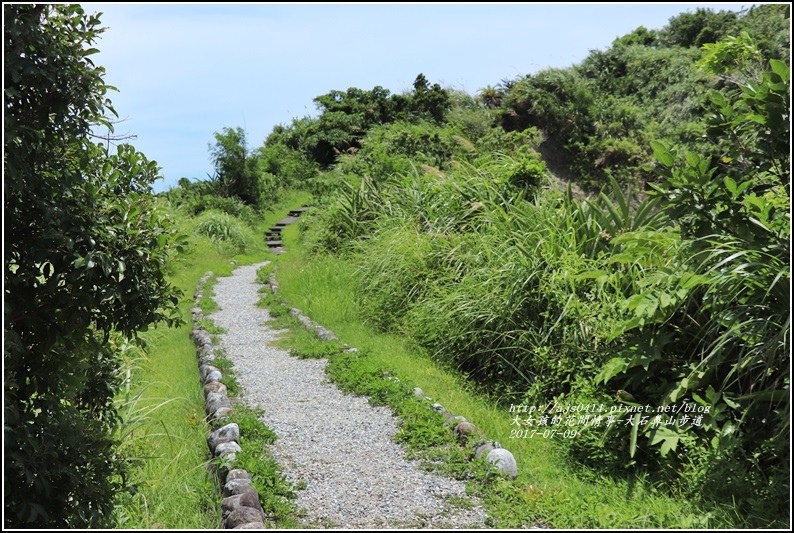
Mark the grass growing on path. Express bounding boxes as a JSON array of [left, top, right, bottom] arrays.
[[112, 192, 310, 528], [261, 224, 740, 529]]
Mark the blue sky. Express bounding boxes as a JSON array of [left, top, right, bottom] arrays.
[[83, 2, 750, 192]]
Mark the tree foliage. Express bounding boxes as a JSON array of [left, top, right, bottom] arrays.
[[660, 7, 740, 48], [208, 126, 262, 205], [260, 74, 452, 175], [4, 5, 181, 527], [497, 5, 789, 192]]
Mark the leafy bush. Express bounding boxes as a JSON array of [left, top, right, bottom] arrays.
[[4, 5, 181, 527], [496, 5, 790, 192], [590, 56, 789, 521], [445, 88, 499, 142]]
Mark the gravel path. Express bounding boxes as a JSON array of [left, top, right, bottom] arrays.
[[210, 262, 487, 529]]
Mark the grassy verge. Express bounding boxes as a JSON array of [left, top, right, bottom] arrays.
[[112, 191, 310, 528], [255, 221, 742, 529]]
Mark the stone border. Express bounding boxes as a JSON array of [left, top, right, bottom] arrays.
[[191, 271, 267, 529], [263, 270, 518, 480]]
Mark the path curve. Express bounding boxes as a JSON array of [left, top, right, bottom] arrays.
[[210, 262, 487, 529]]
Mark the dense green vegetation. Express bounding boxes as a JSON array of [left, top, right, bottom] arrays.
[[499, 3, 791, 191], [220, 4, 787, 526], [4, 5, 182, 527], [5, 3, 788, 529]]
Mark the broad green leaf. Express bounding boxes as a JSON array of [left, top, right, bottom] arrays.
[[595, 357, 630, 384], [769, 59, 789, 81], [650, 141, 675, 167], [723, 176, 737, 194], [684, 151, 701, 169], [747, 114, 767, 125], [607, 316, 645, 341], [722, 396, 740, 409], [659, 437, 678, 457], [649, 426, 681, 457], [705, 385, 720, 405], [692, 392, 706, 405], [633, 293, 659, 319], [709, 91, 728, 107], [658, 291, 674, 309]]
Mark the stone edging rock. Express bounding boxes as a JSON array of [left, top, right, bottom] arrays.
[[264, 270, 518, 480], [191, 271, 267, 529]]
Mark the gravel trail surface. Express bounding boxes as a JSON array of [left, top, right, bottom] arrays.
[[210, 262, 487, 529]]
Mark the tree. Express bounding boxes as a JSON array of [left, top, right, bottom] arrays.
[[410, 73, 450, 123], [4, 5, 181, 527], [478, 85, 503, 109], [208, 126, 262, 205], [661, 7, 739, 48]]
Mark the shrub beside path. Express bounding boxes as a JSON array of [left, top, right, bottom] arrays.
[[209, 263, 488, 528]]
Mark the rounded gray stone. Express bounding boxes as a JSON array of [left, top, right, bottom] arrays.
[[197, 343, 214, 354], [206, 390, 228, 403], [215, 441, 243, 458], [486, 448, 518, 479], [208, 423, 240, 452], [473, 441, 499, 460], [210, 406, 234, 422], [206, 397, 233, 416], [226, 469, 253, 482], [204, 381, 228, 397], [224, 478, 257, 497], [454, 422, 478, 438], [200, 364, 220, 381], [316, 327, 337, 341], [204, 370, 223, 383], [224, 507, 266, 529], [222, 492, 264, 517]]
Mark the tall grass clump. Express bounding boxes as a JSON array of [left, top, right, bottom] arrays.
[[194, 209, 258, 255]]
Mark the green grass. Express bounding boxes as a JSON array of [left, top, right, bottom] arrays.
[[112, 190, 310, 528], [112, 243, 227, 529], [261, 224, 744, 529]]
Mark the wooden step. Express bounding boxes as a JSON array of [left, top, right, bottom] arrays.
[[288, 206, 310, 216], [275, 216, 299, 226]]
